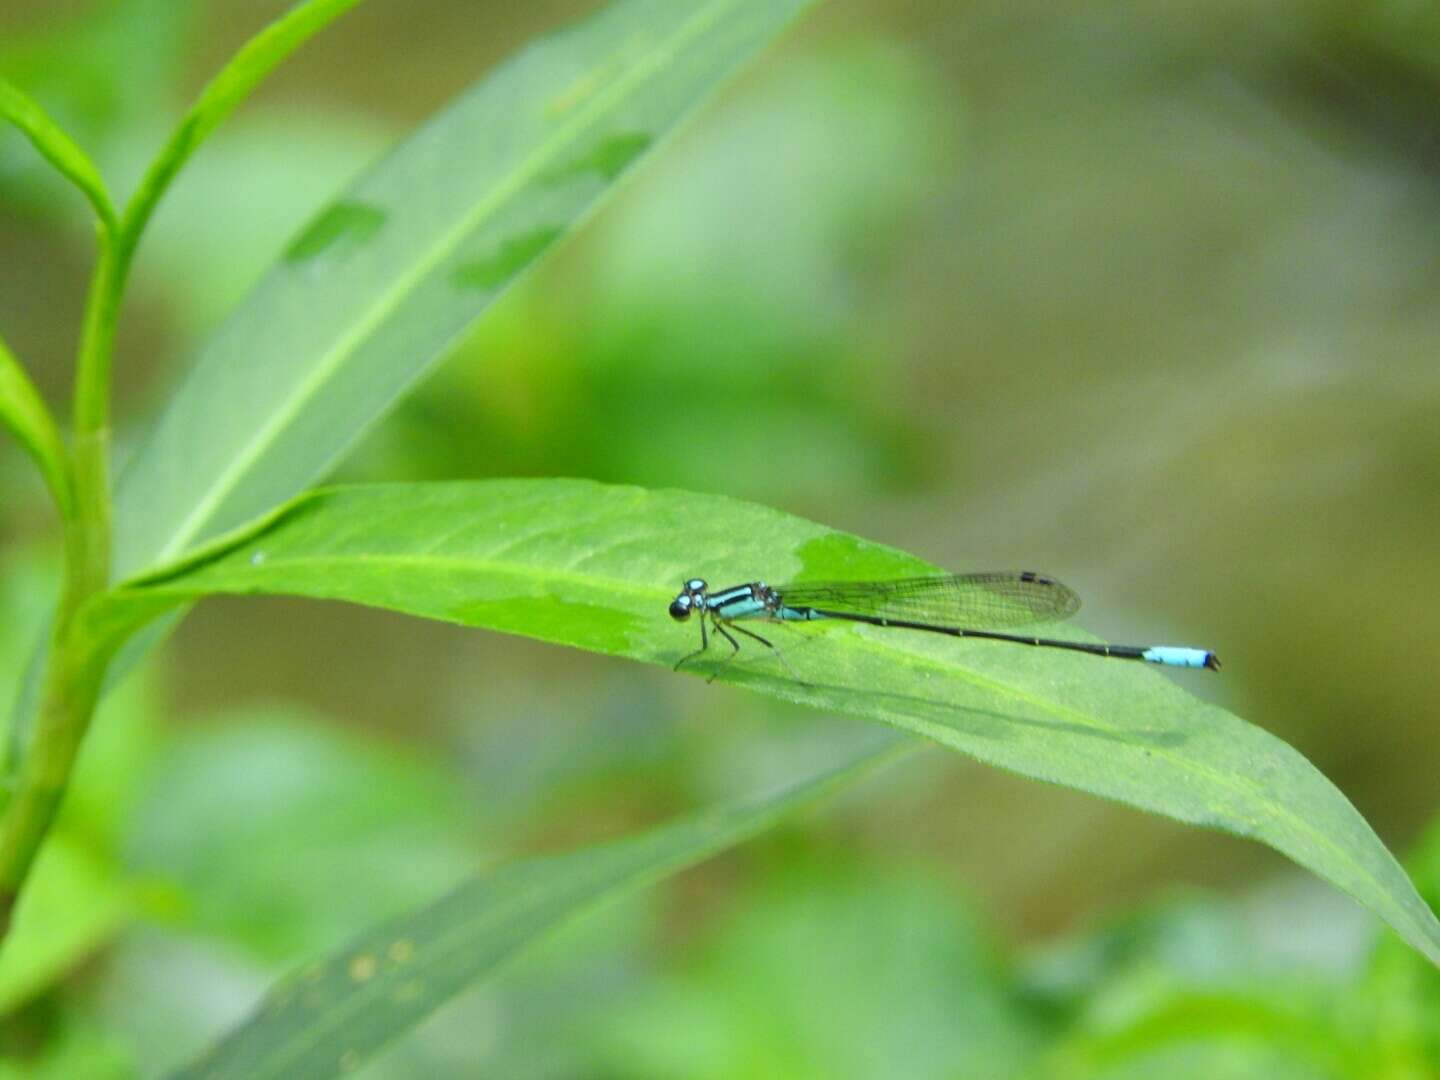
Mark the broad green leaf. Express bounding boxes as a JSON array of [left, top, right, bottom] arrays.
[[94, 480, 1440, 969], [0, 335, 70, 516], [113, 0, 817, 578], [167, 729, 910, 1079], [0, 74, 116, 228]]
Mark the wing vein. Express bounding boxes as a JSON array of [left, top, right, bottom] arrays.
[[776, 572, 1081, 629]]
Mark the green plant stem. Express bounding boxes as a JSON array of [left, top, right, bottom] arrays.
[[70, 236, 125, 598], [0, 629, 110, 934], [0, 231, 125, 936], [0, 0, 367, 943]]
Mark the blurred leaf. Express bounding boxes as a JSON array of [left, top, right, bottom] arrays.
[[1021, 897, 1266, 1015], [593, 856, 1035, 1078], [1040, 976, 1355, 1080], [89, 479, 1440, 971], [593, 38, 947, 308], [86, 929, 271, 1079], [0, 833, 132, 1015], [1025, 897, 1356, 1080], [57, 639, 161, 855], [1363, 815, 1440, 1075], [0, 0, 191, 218], [1047, 1022, 1348, 1080], [0, 549, 56, 811], [167, 730, 909, 1079], [0, 548, 58, 693], [375, 892, 658, 1078], [0, 74, 115, 227], [0, 1005, 131, 1080], [126, 708, 480, 963], [113, 0, 818, 578], [0, 334, 70, 517]]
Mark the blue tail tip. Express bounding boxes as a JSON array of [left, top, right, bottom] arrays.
[[1143, 646, 1221, 671]]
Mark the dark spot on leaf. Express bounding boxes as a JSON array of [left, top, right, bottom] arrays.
[[541, 131, 651, 185], [451, 226, 563, 291], [285, 200, 388, 263]]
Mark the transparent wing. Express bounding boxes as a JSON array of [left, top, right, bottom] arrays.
[[774, 572, 1081, 630]]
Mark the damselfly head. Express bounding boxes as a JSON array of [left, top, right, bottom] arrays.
[[670, 578, 707, 620]]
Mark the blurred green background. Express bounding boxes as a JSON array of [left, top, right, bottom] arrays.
[[3, 0, 1440, 1076]]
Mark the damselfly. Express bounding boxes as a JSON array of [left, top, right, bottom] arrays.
[[668, 571, 1219, 676]]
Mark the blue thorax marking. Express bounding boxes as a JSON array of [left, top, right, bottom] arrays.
[[702, 582, 827, 623], [705, 585, 757, 611], [703, 582, 763, 621]]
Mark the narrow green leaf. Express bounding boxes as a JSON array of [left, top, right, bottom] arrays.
[[0, 334, 71, 516], [96, 480, 1440, 969], [168, 730, 910, 1080], [112, 0, 817, 577], [115, 0, 363, 251], [0, 75, 116, 229]]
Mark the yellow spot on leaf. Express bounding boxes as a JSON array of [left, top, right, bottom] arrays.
[[348, 953, 377, 982], [388, 938, 416, 964]]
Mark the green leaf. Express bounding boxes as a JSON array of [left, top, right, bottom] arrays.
[[0, 74, 116, 228], [96, 480, 1440, 970], [0, 335, 71, 517], [167, 729, 909, 1079], [112, 0, 817, 578]]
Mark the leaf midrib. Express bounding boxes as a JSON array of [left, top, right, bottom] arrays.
[[150, 0, 746, 572]]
